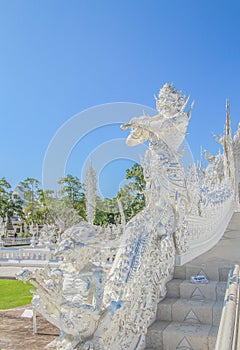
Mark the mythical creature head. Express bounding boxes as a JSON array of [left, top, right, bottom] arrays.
[[55, 223, 96, 254], [121, 83, 193, 152]]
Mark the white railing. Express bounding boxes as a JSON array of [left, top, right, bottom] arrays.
[[176, 195, 235, 265], [0, 247, 60, 266], [215, 265, 240, 350]]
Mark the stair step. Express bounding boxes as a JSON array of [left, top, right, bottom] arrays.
[[145, 260, 228, 349], [185, 265, 219, 282], [174, 265, 230, 282], [166, 279, 182, 298], [157, 298, 223, 326], [146, 321, 218, 350], [180, 280, 218, 301], [146, 321, 170, 349], [166, 279, 226, 301]]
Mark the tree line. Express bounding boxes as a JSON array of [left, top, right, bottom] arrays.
[[0, 164, 146, 235]]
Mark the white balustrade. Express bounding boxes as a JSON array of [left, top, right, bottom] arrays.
[[2, 237, 31, 246], [0, 246, 59, 266], [176, 195, 235, 265]]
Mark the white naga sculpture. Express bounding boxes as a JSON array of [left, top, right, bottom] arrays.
[[18, 84, 237, 349]]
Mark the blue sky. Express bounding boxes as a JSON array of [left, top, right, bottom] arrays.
[[0, 1, 240, 197]]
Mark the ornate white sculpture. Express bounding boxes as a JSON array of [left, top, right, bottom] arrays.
[[117, 199, 126, 227], [38, 224, 57, 247], [49, 201, 82, 235], [17, 84, 239, 349], [30, 224, 36, 247]]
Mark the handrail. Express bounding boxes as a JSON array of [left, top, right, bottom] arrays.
[[215, 265, 240, 350], [176, 196, 234, 266]]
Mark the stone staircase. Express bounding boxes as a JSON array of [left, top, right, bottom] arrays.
[[145, 264, 228, 350]]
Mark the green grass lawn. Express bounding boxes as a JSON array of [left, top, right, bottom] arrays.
[[0, 279, 34, 310]]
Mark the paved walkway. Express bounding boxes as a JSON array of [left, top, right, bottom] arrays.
[[0, 307, 59, 350], [0, 266, 37, 279]]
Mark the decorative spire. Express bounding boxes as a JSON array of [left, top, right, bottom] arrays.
[[199, 146, 203, 171], [225, 98, 231, 137], [85, 161, 97, 225], [222, 98, 234, 181], [117, 199, 126, 227]]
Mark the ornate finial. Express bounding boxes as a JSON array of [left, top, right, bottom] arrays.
[[226, 98, 230, 117], [199, 146, 203, 170], [225, 98, 231, 137]]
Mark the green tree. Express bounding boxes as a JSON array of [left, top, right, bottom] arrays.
[[117, 163, 146, 222], [94, 164, 146, 226], [94, 197, 119, 226], [58, 174, 86, 219], [29, 189, 54, 225], [19, 178, 56, 226], [125, 163, 146, 193], [22, 178, 40, 223], [37, 189, 54, 207]]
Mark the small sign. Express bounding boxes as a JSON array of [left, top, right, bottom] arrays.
[[191, 275, 208, 284], [21, 309, 33, 318]]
